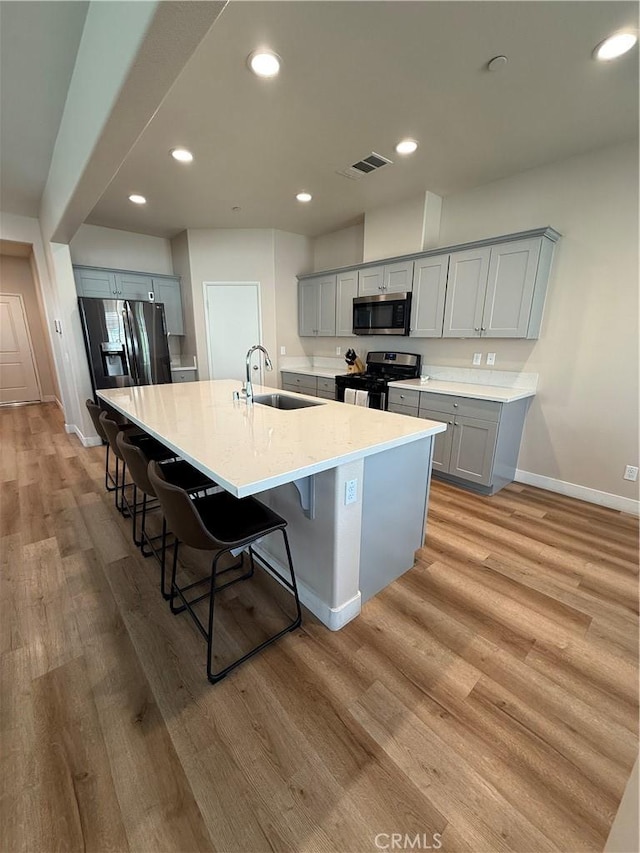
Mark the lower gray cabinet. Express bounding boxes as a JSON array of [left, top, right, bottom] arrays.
[[281, 372, 318, 395], [394, 388, 531, 494]]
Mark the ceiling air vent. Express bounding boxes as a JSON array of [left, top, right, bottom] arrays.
[[336, 151, 393, 181]]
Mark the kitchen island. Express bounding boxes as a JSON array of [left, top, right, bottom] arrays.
[[98, 380, 446, 629]]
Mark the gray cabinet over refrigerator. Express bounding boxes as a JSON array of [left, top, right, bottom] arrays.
[[73, 265, 184, 336]]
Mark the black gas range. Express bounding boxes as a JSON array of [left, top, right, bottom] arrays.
[[335, 351, 421, 410]]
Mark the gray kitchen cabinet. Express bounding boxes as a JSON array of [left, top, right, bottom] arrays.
[[448, 415, 499, 485], [316, 376, 336, 399], [443, 236, 555, 339], [358, 261, 414, 296], [153, 277, 184, 335], [418, 408, 454, 472], [298, 276, 336, 337], [74, 268, 118, 298], [336, 270, 358, 336], [410, 254, 449, 337], [281, 372, 318, 395], [171, 369, 197, 383], [116, 273, 153, 301], [442, 247, 491, 337], [73, 265, 185, 336]]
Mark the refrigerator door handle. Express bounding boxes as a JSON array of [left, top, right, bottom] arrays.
[[122, 307, 139, 384]]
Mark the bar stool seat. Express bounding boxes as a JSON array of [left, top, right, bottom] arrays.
[[86, 398, 144, 492], [148, 461, 302, 684]]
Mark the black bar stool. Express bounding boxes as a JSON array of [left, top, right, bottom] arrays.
[[148, 461, 302, 684], [116, 430, 216, 598], [99, 411, 175, 515], [85, 399, 140, 492]]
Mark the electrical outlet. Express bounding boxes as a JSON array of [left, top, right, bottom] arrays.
[[487, 352, 496, 366], [345, 478, 358, 505], [472, 353, 482, 366], [623, 465, 639, 482], [280, 346, 286, 356], [336, 346, 341, 356]]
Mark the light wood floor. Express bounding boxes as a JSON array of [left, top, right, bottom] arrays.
[[1, 402, 638, 853]]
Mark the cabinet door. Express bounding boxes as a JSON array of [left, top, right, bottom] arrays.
[[449, 415, 498, 485], [358, 266, 384, 296], [316, 276, 337, 336], [74, 268, 117, 298], [298, 280, 319, 336], [116, 273, 153, 301], [442, 247, 490, 337], [384, 261, 414, 293], [336, 270, 357, 336], [419, 408, 453, 472], [482, 238, 541, 337], [153, 278, 184, 335], [410, 255, 449, 336]]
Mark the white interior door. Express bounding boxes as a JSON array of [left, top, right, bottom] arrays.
[[204, 283, 262, 382], [0, 293, 41, 404]]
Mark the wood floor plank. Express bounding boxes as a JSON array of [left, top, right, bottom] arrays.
[[31, 656, 130, 853], [1, 403, 637, 853]]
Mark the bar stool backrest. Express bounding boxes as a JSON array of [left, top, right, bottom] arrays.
[[148, 460, 218, 551], [117, 431, 155, 496], [86, 399, 107, 441], [99, 411, 126, 461]]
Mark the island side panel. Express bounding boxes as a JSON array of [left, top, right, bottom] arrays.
[[257, 459, 364, 630], [359, 436, 433, 602]]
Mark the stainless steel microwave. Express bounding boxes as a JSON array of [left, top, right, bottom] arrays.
[[353, 291, 412, 336]]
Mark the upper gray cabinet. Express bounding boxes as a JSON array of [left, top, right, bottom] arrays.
[[410, 254, 449, 337], [358, 261, 414, 295], [443, 236, 554, 339], [298, 227, 559, 341], [73, 265, 185, 336], [298, 275, 336, 336], [152, 277, 184, 336], [336, 270, 358, 337]]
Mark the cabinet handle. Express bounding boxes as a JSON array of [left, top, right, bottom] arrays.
[[474, 327, 480, 332], [454, 422, 459, 426], [481, 326, 486, 332], [453, 402, 458, 407], [399, 395, 405, 399]]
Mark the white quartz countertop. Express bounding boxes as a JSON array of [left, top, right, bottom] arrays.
[[98, 380, 445, 498], [281, 366, 346, 379], [388, 378, 536, 403]]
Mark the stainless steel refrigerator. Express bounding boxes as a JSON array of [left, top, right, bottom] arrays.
[[79, 297, 172, 394]]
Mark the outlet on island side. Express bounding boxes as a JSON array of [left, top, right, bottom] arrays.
[[345, 478, 358, 505], [623, 465, 639, 482]]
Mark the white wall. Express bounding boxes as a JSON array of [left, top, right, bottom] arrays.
[[186, 229, 278, 383], [297, 142, 639, 505], [275, 230, 313, 364], [70, 223, 173, 274], [313, 223, 363, 272]]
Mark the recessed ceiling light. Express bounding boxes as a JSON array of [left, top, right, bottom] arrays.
[[170, 147, 194, 163], [128, 194, 146, 205], [296, 192, 312, 203], [248, 49, 281, 78], [594, 32, 637, 61], [395, 139, 418, 155]]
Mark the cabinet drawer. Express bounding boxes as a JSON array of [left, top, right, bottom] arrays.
[[317, 390, 336, 400], [387, 402, 418, 417], [317, 377, 336, 394], [281, 372, 317, 392], [419, 393, 501, 422], [171, 370, 196, 383], [388, 387, 420, 408]]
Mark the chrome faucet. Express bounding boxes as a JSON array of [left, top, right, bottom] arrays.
[[237, 345, 273, 403]]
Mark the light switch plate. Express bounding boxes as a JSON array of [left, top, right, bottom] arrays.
[[487, 352, 496, 366], [472, 353, 482, 366], [280, 346, 286, 355], [336, 346, 341, 356]]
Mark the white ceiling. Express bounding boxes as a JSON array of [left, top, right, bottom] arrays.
[[86, 1, 639, 239], [0, 1, 88, 217], [1, 2, 637, 239]]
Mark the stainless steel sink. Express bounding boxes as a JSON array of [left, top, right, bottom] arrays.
[[254, 393, 324, 410]]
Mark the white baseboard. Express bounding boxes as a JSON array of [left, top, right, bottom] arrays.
[[42, 395, 57, 403], [64, 422, 102, 448], [515, 469, 639, 516], [252, 544, 362, 630]]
